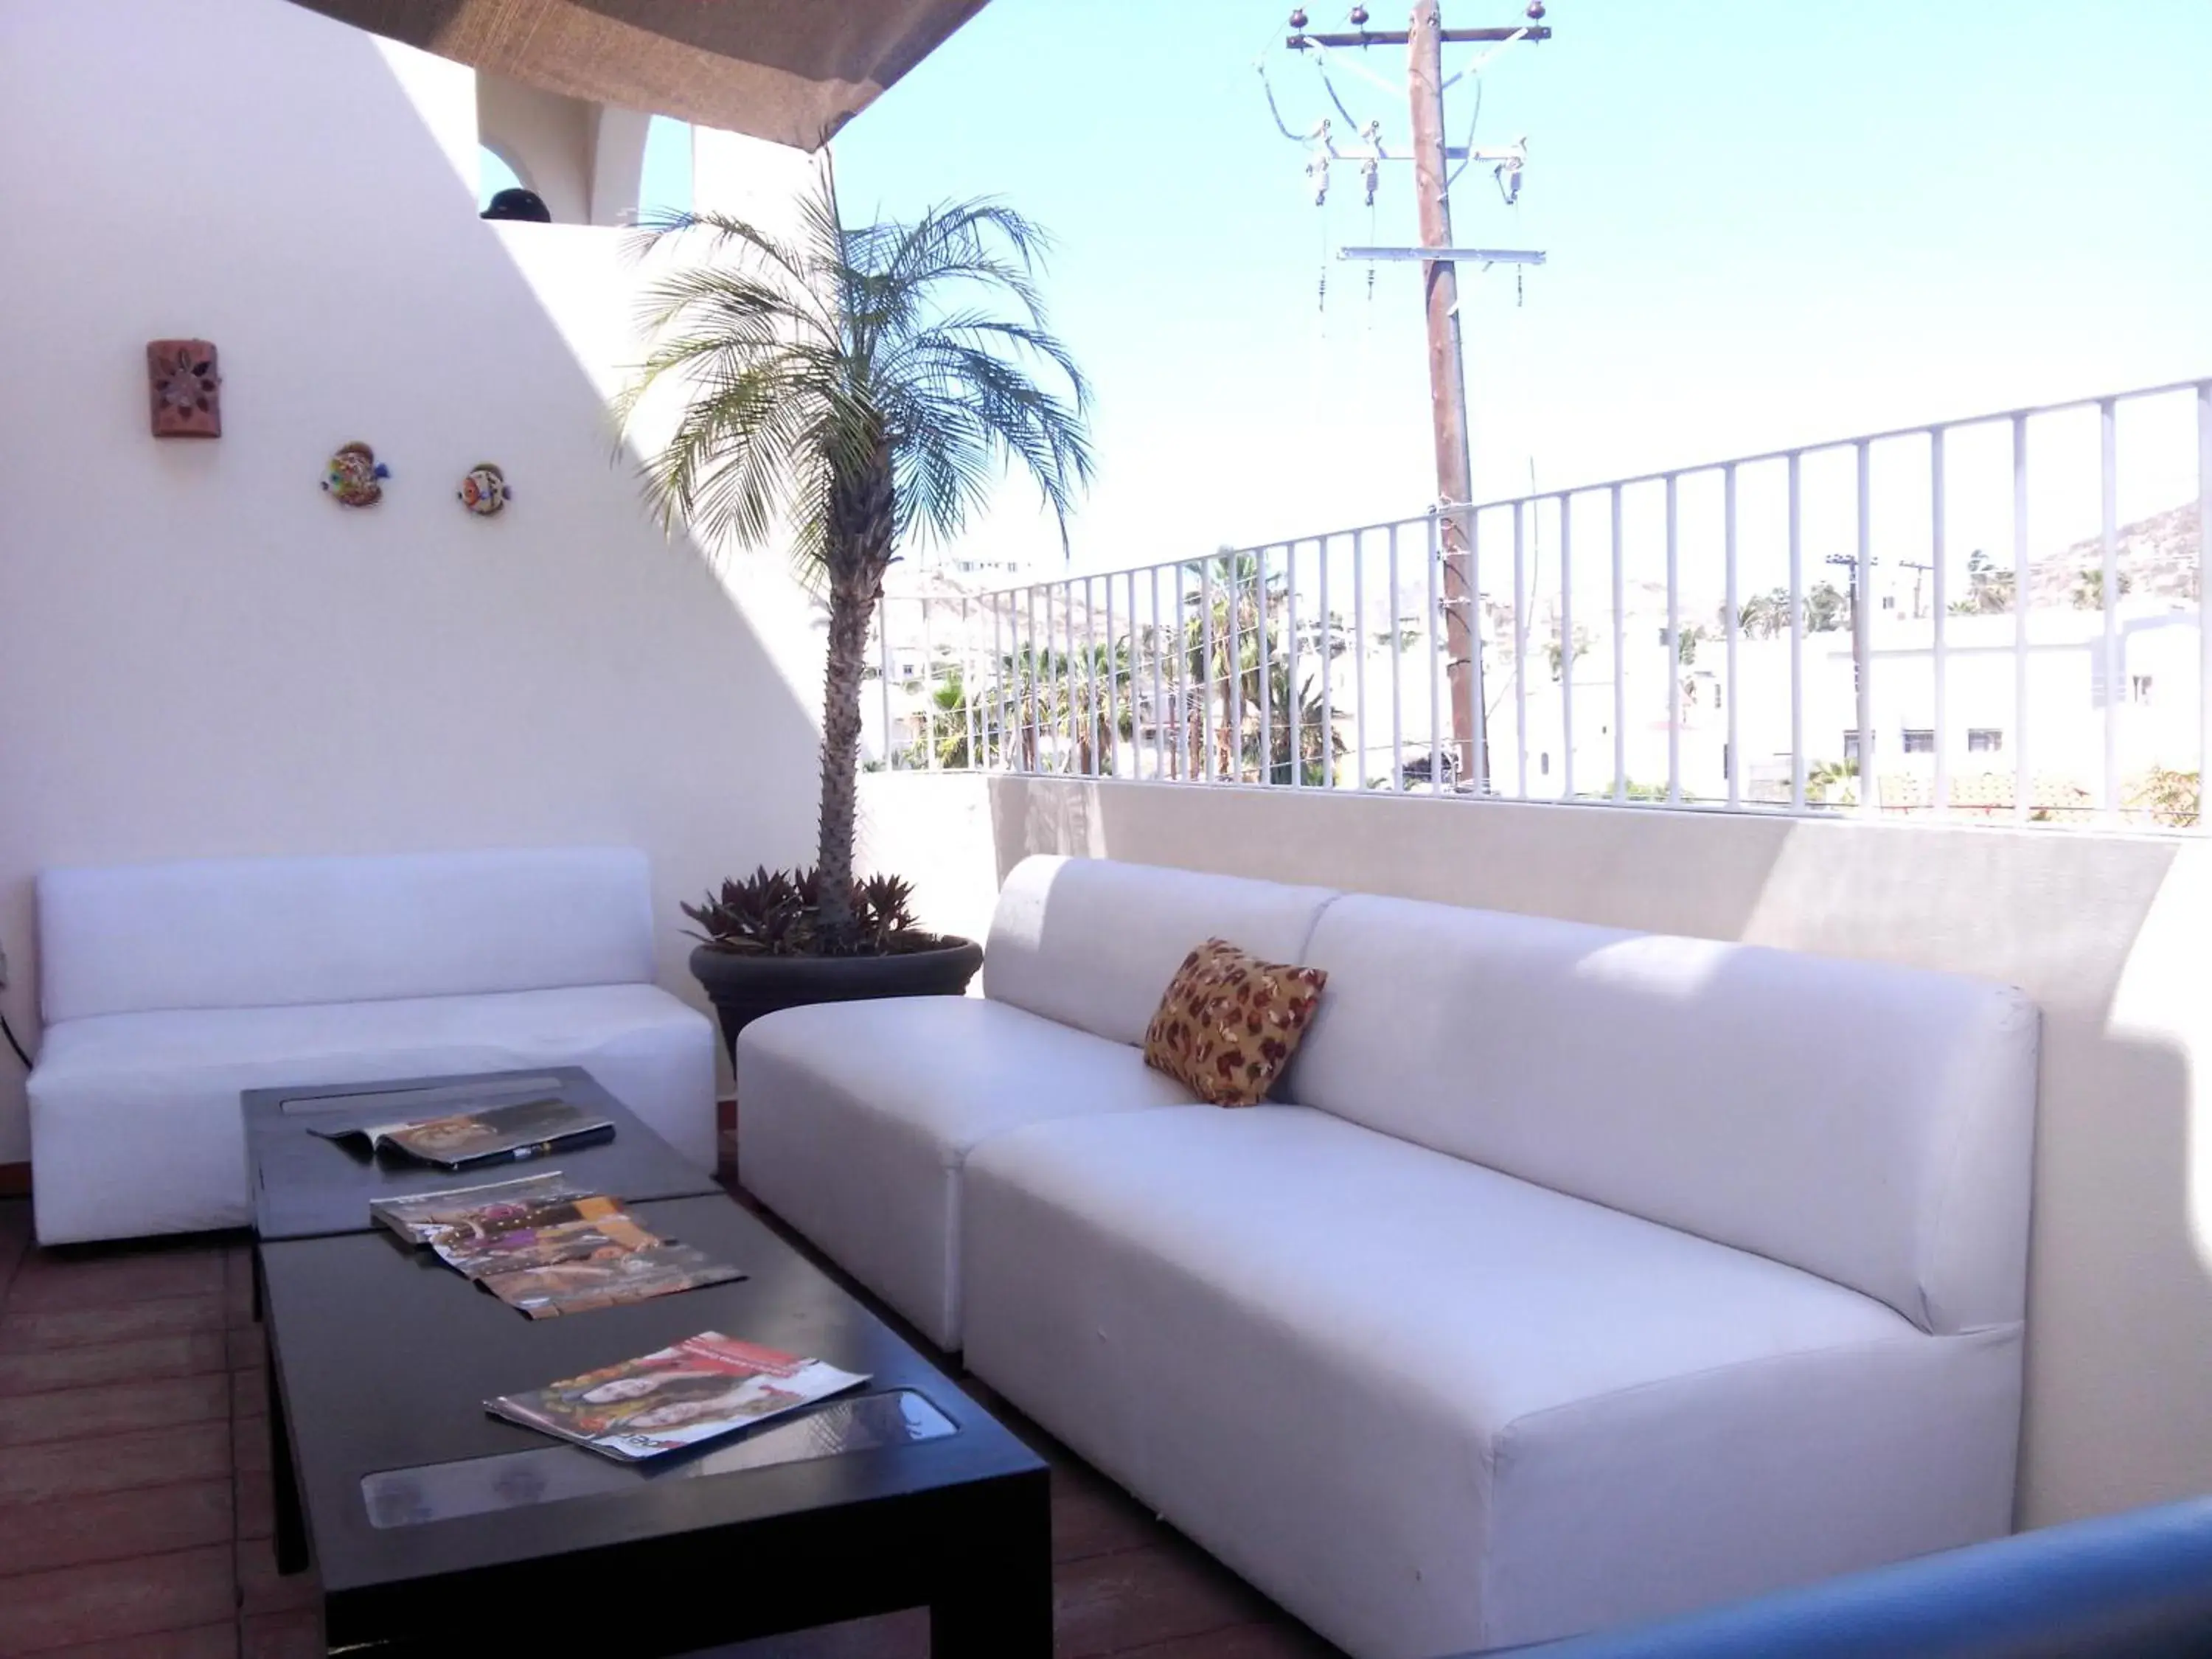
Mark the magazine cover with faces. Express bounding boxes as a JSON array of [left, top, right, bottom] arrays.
[[488, 1332, 869, 1460]]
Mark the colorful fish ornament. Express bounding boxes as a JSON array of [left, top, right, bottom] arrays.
[[457, 463, 511, 516], [323, 442, 389, 507]]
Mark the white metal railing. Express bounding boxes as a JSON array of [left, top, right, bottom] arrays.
[[877, 375, 2212, 831]]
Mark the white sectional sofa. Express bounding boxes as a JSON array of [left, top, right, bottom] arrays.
[[29, 846, 717, 1244], [739, 855, 2040, 1659]]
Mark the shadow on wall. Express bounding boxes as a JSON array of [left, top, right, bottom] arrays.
[[973, 774, 2208, 1535], [0, 0, 827, 1152]]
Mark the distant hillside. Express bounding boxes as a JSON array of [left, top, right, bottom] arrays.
[[2028, 501, 2201, 607]]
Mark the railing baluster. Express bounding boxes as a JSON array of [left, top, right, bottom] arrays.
[[2100, 397, 2120, 822], [1390, 524, 1405, 791], [1561, 496, 1575, 802], [1666, 474, 1681, 805], [921, 596, 936, 771], [1612, 484, 1626, 802], [1260, 546, 1276, 786], [1201, 558, 1217, 784], [1789, 453, 1805, 810], [1026, 586, 1040, 773], [992, 593, 1006, 771], [2200, 382, 2212, 830], [1318, 535, 1333, 789], [2013, 415, 2031, 824], [1514, 500, 1529, 799], [1723, 465, 1739, 810], [1931, 429, 1949, 818], [1353, 529, 1369, 790], [1855, 441, 1876, 818], [1427, 511, 1444, 793], [1285, 544, 1300, 787], [961, 597, 977, 771], [1105, 574, 1117, 779]]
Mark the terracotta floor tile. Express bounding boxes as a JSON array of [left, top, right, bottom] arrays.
[[0, 1479, 233, 1579], [1118, 1622, 1345, 1658], [33, 1624, 237, 1658], [1054, 1474, 1161, 1565], [0, 1298, 226, 1354], [233, 1543, 319, 1618], [0, 1373, 230, 1447], [0, 1201, 34, 1301], [221, 1250, 257, 1332], [232, 1416, 269, 1475], [227, 1367, 265, 1422], [1053, 1544, 1273, 1659], [236, 1611, 319, 1659], [0, 1332, 227, 1398], [0, 1422, 232, 1505], [234, 1458, 274, 1543], [0, 1544, 234, 1654], [7, 1251, 225, 1312], [714, 1610, 930, 1658]]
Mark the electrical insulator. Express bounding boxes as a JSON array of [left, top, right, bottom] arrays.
[[1350, 4, 1370, 24], [1526, 1, 1545, 17], [1290, 8, 1309, 29]]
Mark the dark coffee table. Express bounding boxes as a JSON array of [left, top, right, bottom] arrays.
[[251, 1116, 1049, 1655], [243, 1065, 723, 1240]]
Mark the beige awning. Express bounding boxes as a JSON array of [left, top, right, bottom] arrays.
[[288, 0, 990, 150]]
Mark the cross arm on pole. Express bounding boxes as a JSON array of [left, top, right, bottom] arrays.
[[1290, 25, 1552, 48]]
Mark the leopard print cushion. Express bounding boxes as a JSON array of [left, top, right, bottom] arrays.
[[1141, 938, 1329, 1107]]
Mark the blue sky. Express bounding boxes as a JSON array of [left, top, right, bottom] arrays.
[[656, 1, 2212, 574]]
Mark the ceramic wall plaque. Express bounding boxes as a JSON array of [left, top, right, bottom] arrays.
[[147, 340, 220, 437], [322, 442, 389, 507], [457, 463, 511, 515]]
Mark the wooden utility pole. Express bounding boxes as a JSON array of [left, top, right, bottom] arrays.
[[1284, 5, 1547, 788], [1407, 1, 1481, 788]]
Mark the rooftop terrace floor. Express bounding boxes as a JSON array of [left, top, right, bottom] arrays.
[[0, 1180, 1340, 1658]]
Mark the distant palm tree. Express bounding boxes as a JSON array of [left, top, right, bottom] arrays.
[[1802, 581, 1849, 633], [1737, 588, 1792, 640], [619, 181, 1091, 948]]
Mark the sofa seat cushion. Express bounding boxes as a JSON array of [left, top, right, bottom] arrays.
[[737, 995, 1201, 1349], [963, 1106, 2023, 1658], [28, 983, 716, 1244]]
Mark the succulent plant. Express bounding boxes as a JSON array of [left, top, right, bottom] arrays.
[[682, 866, 936, 958]]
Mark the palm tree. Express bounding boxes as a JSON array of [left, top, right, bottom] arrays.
[[620, 183, 1091, 949], [1737, 588, 1792, 640]]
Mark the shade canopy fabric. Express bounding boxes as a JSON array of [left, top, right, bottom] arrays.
[[288, 0, 990, 150]]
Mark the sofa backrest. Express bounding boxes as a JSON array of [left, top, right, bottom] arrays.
[[984, 855, 1340, 1048], [38, 846, 658, 1022], [1284, 894, 2039, 1335]]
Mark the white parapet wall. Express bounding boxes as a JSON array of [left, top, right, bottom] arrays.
[[859, 768, 2212, 1540]]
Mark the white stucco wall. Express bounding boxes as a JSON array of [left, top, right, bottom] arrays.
[[859, 769, 2212, 1535], [0, 0, 835, 1160]]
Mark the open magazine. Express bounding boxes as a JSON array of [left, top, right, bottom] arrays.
[[310, 1097, 613, 1170], [367, 1172, 745, 1316], [487, 1332, 869, 1461], [369, 1172, 598, 1246], [479, 1244, 745, 1319]]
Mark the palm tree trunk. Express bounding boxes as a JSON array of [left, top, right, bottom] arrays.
[[815, 574, 872, 947], [818, 445, 895, 950]]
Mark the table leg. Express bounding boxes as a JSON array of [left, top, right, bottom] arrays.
[[265, 1326, 310, 1576], [928, 1474, 1052, 1658]]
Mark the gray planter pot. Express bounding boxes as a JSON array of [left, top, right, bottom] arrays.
[[689, 936, 984, 1067]]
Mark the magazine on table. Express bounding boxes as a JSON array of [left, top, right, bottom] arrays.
[[487, 1332, 869, 1461], [310, 1097, 614, 1170], [367, 1171, 598, 1246], [433, 1206, 663, 1281], [479, 1243, 747, 1319]]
